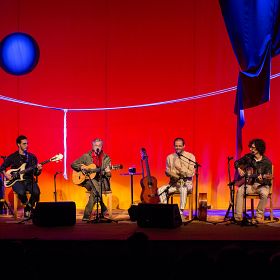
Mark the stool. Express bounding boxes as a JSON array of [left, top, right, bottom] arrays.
[[13, 191, 31, 219], [168, 190, 193, 220], [85, 190, 113, 218]]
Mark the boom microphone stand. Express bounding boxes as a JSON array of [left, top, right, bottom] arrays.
[[180, 155, 214, 225], [214, 156, 238, 225]]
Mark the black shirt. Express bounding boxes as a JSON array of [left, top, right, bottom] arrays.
[[234, 153, 272, 186], [0, 151, 41, 181]]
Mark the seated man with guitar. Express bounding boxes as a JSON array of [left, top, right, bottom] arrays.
[[234, 138, 273, 223], [71, 138, 112, 222], [0, 135, 43, 218], [157, 137, 196, 216]]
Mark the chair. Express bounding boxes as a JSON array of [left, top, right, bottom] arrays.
[[246, 166, 274, 221], [85, 190, 113, 218], [168, 190, 193, 220], [13, 191, 31, 219]]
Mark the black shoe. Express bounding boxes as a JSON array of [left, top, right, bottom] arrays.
[[24, 209, 31, 218]]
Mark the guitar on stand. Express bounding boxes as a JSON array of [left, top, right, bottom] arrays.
[[140, 147, 160, 204]]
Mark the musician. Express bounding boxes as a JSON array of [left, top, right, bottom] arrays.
[[157, 137, 196, 216], [0, 135, 42, 218], [71, 138, 111, 221], [234, 138, 272, 223]]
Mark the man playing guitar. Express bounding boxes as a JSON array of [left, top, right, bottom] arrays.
[[234, 138, 272, 223]]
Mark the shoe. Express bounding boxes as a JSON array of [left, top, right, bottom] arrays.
[[234, 215, 242, 222], [102, 210, 109, 217], [179, 210, 184, 216], [82, 217, 90, 222], [256, 217, 264, 224], [24, 209, 31, 218]]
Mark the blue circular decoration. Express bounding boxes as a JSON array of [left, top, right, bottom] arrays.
[[0, 32, 40, 75]]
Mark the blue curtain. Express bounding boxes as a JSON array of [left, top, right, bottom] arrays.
[[219, 0, 280, 155]]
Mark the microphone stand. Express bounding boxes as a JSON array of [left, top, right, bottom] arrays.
[[54, 171, 62, 202], [0, 156, 14, 216], [179, 154, 214, 225]]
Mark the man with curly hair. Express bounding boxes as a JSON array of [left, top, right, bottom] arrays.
[[234, 138, 272, 223]]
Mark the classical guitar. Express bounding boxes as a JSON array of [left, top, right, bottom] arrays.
[[140, 147, 160, 204], [234, 166, 273, 187], [4, 153, 63, 188], [72, 163, 123, 185]]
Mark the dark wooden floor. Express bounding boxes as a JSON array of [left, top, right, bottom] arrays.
[[1, 208, 280, 279]]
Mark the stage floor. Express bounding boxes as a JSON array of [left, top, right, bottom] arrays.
[[1, 208, 280, 279]]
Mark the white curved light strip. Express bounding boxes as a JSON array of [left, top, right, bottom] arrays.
[[1, 72, 279, 178]]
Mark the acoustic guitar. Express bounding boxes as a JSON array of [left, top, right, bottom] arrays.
[[140, 148, 160, 204], [4, 153, 63, 187], [234, 166, 273, 187], [72, 163, 123, 185]]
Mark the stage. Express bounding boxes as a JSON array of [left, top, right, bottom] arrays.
[[1, 208, 280, 279]]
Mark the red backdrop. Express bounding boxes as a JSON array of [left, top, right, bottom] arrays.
[[1, 0, 280, 210]]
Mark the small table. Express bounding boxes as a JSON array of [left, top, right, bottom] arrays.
[[120, 172, 142, 205]]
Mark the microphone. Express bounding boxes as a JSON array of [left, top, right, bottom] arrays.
[[96, 148, 100, 155], [0, 155, 6, 159], [176, 152, 181, 157], [228, 156, 234, 161]]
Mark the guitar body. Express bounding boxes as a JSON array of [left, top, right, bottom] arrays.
[[140, 176, 160, 204], [140, 148, 160, 204], [72, 163, 123, 185], [235, 165, 272, 187], [72, 163, 97, 185], [4, 153, 63, 188], [4, 163, 27, 187]]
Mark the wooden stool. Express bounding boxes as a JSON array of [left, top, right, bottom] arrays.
[[168, 190, 193, 220], [13, 191, 31, 219], [85, 190, 113, 218]]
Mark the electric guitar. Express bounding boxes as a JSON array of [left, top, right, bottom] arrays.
[[140, 147, 160, 204], [72, 163, 123, 185], [234, 166, 273, 187], [4, 153, 63, 188]]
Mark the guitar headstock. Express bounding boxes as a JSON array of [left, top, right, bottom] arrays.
[[50, 153, 63, 162], [140, 148, 148, 160]]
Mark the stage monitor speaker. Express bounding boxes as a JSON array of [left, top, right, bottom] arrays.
[[136, 203, 182, 228], [32, 201, 76, 227]]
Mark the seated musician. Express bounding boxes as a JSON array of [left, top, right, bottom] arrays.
[[234, 138, 272, 223], [0, 135, 42, 218], [157, 137, 196, 216], [71, 138, 111, 221]]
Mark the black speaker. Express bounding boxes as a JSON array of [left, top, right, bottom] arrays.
[[32, 201, 76, 227], [136, 203, 182, 228]]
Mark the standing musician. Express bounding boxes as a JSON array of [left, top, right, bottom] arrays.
[[0, 135, 42, 218], [71, 138, 111, 221], [157, 137, 196, 216], [234, 138, 272, 223]]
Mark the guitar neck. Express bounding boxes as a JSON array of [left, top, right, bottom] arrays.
[[20, 159, 50, 175]]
